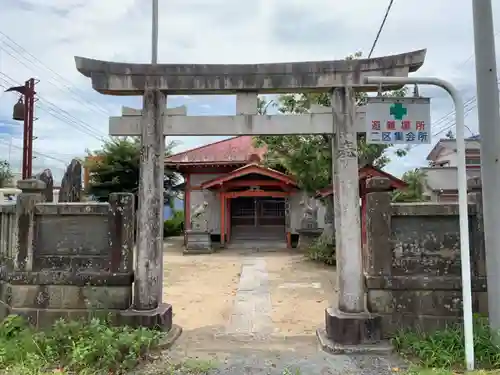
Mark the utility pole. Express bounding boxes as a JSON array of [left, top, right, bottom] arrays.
[[5, 78, 36, 179], [472, 0, 500, 334], [152, 0, 158, 64], [24, 78, 35, 179]]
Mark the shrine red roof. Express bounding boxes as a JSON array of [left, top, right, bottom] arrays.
[[316, 165, 407, 198], [165, 136, 265, 166], [201, 163, 297, 189]]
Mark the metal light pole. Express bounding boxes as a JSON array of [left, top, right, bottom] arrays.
[[472, 0, 500, 337], [365, 76, 475, 371]]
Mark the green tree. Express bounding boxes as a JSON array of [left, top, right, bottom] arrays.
[[257, 97, 274, 115], [255, 52, 407, 193], [0, 160, 12, 188], [254, 52, 409, 245], [85, 138, 181, 205], [391, 168, 427, 202]]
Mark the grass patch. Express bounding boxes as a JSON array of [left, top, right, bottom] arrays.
[[166, 358, 217, 374], [0, 314, 164, 374], [393, 315, 500, 373], [404, 368, 500, 375], [305, 237, 335, 266]]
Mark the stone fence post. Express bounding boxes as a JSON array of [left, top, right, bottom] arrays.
[[363, 177, 393, 277], [15, 179, 46, 271], [468, 177, 486, 278], [108, 193, 135, 273]]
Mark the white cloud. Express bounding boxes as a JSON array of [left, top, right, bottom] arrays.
[[0, 0, 498, 181]]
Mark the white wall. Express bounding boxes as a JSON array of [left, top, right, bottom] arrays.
[[434, 149, 459, 167], [188, 173, 224, 234], [433, 140, 481, 167]]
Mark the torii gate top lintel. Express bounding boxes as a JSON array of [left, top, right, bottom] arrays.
[[74, 49, 426, 96]]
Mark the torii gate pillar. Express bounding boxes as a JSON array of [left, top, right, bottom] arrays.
[[319, 87, 385, 350]]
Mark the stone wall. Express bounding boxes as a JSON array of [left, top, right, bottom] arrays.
[[363, 177, 487, 335], [0, 179, 135, 329]]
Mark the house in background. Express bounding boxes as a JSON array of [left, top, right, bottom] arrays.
[[165, 136, 407, 248], [422, 135, 481, 202]]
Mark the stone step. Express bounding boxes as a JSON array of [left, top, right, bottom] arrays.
[[226, 240, 288, 250]]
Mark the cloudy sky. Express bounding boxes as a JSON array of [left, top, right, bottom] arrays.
[[0, 0, 498, 182]]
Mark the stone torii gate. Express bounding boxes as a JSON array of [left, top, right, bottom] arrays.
[[74, 49, 426, 346]]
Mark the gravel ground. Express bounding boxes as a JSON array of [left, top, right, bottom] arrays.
[[136, 239, 404, 374]]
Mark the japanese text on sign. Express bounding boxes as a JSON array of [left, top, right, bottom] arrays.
[[365, 98, 432, 145]]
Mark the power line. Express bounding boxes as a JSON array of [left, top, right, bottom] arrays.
[[0, 74, 106, 141], [404, 30, 500, 153], [0, 138, 67, 164], [0, 30, 111, 117], [0, 30, 111, 142], [368, 0, 395, 58]]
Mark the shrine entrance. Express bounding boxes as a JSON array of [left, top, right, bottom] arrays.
[[199, 164, 297, 247], [230, 196, 286, 242]]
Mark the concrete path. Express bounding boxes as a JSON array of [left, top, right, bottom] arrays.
[[148, 243, 404, 374], [225, 258, 273, 337]]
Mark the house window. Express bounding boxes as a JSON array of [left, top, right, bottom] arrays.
[[465, 157, 481, 166], [439, 194, 458, 202]]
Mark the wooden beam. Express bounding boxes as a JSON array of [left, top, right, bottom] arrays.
[[226, 190, 290, 199], [223, 180, 291, 189]]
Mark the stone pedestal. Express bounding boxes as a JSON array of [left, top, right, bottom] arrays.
[[316, 307, 390, 354], [184, 230, 212, 254], [297, 228, 323, 250], [119, 303, 173, 331], [325, 307, 381, 344]]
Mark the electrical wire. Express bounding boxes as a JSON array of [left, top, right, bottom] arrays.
[[0, 74, 107, 141], [0, 138, 67, 164], [368, 0, 395, 58], [0, 30, 111, 141], [0, 30, 111, 117]]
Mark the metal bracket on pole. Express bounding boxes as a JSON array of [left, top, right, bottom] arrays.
[[365, 76, 475, 371], [412, 84, 420, 98]]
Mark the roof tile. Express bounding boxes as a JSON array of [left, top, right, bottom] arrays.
[[165, 136, 265, 164]]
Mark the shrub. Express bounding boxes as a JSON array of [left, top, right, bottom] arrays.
[[0, 314, 163, 374], [164, 210, 184, 237], [392, 314, 500, 370], [306, 237, 336, 266]]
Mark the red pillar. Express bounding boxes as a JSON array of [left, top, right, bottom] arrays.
[[226, 198, 231, 243], [220, 192, 225, 246], [21, 78, 36, 179]]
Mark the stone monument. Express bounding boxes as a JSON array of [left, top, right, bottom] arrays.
[[297, 195, 322, 250], [185, 201, 212, 254], [300, 195, 319, 229], [59, 159, 82, 203], [35, 169, 54, 202]]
